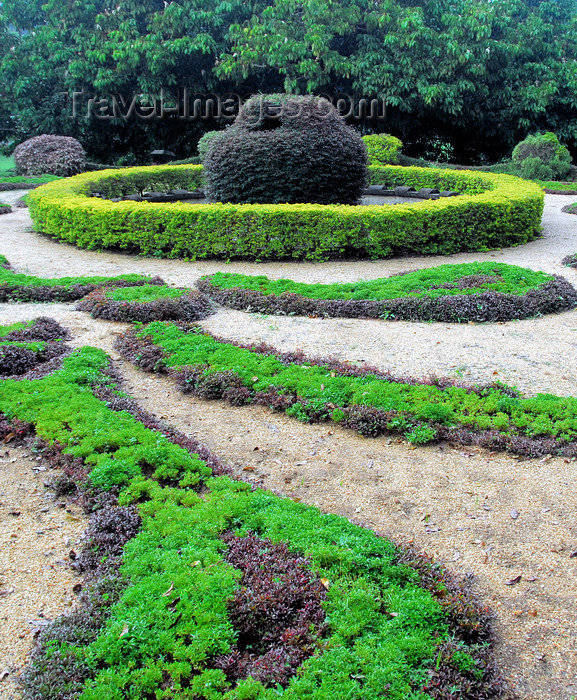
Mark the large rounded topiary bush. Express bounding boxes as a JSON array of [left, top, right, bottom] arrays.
[[203, 94, 368, 204], [13, 134, 86, 177]]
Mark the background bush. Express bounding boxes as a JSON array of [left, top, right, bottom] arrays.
[[204, 94, 367, 205], [511, 132, 572, 181], [363, 134, 403, 165], [13, 134, 86, 177]]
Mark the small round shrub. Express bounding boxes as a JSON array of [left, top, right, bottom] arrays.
[[362, 133, 403, 165], [197, 130, 224, 162], [511, 132, 571, 181], [203, 94, 367, 204], [13, 134, 86, 177]]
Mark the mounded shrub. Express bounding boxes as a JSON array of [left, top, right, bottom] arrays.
[[13, 134, 86, 177], [511, 132, 571, 181], [197, 130, 224, 162], [363, 133, 403, 165], [203, 94, 368, 204], [27, 164, 545, 262]]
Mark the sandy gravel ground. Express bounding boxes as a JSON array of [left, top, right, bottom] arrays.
[[0, 196, 576, 698], [0, 447, 86, 699]]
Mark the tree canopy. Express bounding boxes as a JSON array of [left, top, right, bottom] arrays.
[[1, 0, 577, 162]]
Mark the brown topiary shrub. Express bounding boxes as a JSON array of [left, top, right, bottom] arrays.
[[13, 134, 86, 177], [204, 94, 367, 204]]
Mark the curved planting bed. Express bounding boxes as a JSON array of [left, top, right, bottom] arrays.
[[199, 262, 577, 323], [0, 255, 160, 302], [0, 344, 504, 699], [117, 321, 577, 459], [0, 317, 70, 378], [562, 253, 577, 269], [28, 164, 543, 261], [76, 284, 213, 322]]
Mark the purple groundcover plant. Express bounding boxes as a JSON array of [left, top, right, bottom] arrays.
[[212, 531, 328, 688]]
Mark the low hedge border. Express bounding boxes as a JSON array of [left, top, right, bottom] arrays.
[[117, 322, 577, 459], [0, 255, 162, 303], [0, 346, 505, 699], [27, 164, 544, 261], [198, 264, 577, 323], [76, 284, 214, 323], [0, 203, 11, 214]]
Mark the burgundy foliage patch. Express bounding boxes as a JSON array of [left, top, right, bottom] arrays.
[[562, 253, 577, 269], [76, 286, 214, 323], [2, 317, 70, 342], [212, 531, 328, 688]]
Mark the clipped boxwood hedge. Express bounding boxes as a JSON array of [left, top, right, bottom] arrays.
[[27, 164, 544, 262], [0, 347, 503, 700]]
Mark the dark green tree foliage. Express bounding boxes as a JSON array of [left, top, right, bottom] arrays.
[[1, 0, 577, 162], [203, 95, 367, 204]]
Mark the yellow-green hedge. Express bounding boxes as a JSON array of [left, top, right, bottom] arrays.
[[27, 164, 544, 261]]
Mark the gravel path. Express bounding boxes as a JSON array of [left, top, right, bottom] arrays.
[[0, 447, 86, 699], [0, 196, 577, 699]]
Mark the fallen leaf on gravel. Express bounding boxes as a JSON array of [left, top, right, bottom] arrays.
[[0, 587, 14, 597], [570, 550, 577, 558], [2, 432, 15, 443], [0, 670, 9, 681], [528, 610, 538, 617], [242, 466, 255, 471], [535, 653, 546, 661], [526, 576, 539, 582], [505, 575, 522, 586], [510, 509, 520, 519]]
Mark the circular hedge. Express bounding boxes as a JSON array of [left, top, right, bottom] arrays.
[[27, 164, 544, 262], [203, 94, 367, 205]]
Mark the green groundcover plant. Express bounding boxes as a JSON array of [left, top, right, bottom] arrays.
[[119, 322, 577, 458], [0, 347, 502, 699], [0, 174, 60, 185], [198, 263, 577, 323], [203, 262, 550, 298], [0, 255, 159, 302]]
